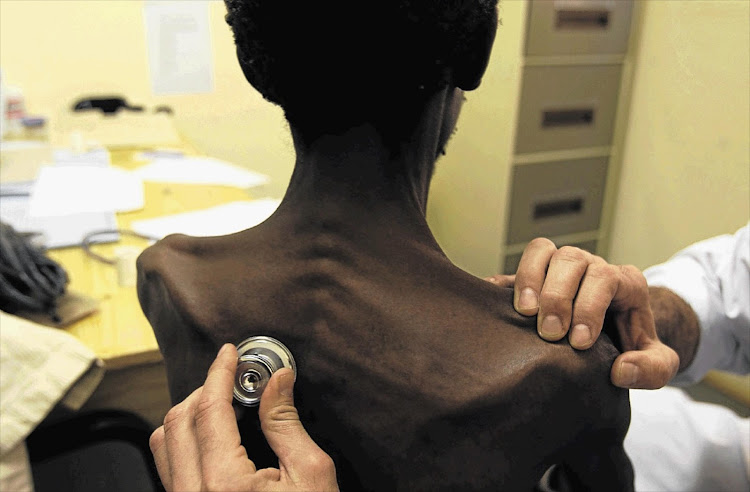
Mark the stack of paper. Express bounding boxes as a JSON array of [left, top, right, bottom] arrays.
[[0, 152, 144, 248]]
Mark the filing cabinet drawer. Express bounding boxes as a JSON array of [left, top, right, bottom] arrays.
[[515, 64, 622, 154], [503, 240, 597, 275], [506, 157, 608, 244], [526, 0, 634, 56]]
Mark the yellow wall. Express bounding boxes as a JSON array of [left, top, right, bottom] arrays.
[[0, 0, 524, 276], [2, 0, 747, 275], [426, 0, 526, 276], [0, 0, 294, 197], [607, 0, 750, 268]]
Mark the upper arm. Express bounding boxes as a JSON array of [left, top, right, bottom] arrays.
[[136, 242, 216, 404], [551, 425, 634, 492], [546, 336, 634, 491]]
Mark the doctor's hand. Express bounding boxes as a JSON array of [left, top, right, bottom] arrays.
[[150, 344, 339, 492], [485, 238, 679, 390]]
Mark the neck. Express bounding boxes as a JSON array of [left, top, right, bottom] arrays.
[[272, 89, 453, 238]]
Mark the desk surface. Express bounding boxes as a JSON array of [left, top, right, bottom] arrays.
[[50, 148, 251, 369]]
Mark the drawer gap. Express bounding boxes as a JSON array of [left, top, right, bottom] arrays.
[[556, 10, 610, 29]]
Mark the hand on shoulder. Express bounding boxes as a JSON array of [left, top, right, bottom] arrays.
[[485, 238, 679, 389]]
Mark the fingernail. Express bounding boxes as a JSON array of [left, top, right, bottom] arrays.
[[540, 315, 563, 339], [485, 276, 498, 283], [570, 324, 591, 348], [619, 362, 639, 387], [218, 343, 231, 356], [278, 370, 294, 398], [518, 288, 538, 311]]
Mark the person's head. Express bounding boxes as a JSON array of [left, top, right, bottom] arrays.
[[224, 1, 498, 144]]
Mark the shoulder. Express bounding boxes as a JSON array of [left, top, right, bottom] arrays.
[[509, 326, 631, 445], [136, 234, 204, 322], [136, 231, 271, 346], [136, 234, 233, 402], [136, 234, 232, 350]]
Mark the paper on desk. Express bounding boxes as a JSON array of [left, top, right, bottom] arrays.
[[0, 195, 118, 249], [28, 165, 144, 217], [131, 199, 280, 239], [53, 148, 111, 167], [133, 157, 270, 188]]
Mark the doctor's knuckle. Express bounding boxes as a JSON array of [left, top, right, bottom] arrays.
[[587, 263, 620, 282], [540, 289, 573, 307], [201, 470, 228, 491], [555, 246, 588, 264], [149, 428, 165, 453], [307, 451, 336, 475], [194, 396, 223, 424], [262, 404, 300, 431], [163, 404, 187, 430], [528, 237, 556, 253]]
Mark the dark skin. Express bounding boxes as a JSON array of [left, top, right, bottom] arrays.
[[137, 16, 633, 491]]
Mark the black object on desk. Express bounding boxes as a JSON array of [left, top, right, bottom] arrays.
[[72, 96, 144, 115]]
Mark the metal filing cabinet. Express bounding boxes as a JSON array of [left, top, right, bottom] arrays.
[[506, 157, 609, 244], [525, 0, 634, 56], [500, 0, 635, 273], [515, 65, 623, 154]]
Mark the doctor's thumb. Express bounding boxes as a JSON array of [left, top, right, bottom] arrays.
[[610, 344, 679, 390], [259, 369, 337, 487]]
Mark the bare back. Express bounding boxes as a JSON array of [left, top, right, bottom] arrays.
[[138, 216, 633, 491]]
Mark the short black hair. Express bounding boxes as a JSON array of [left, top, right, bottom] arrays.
[[225, 0, 497, 134]]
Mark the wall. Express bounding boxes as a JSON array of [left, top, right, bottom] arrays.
[[3, 0, 747, 274], [426, 0, 526, 276], [0, 0, 525, 276], [607, 0, 750, 268], [0, 0, 295, 197]]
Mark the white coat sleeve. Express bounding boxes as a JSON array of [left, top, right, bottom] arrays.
[[643, 223, 750, 385]]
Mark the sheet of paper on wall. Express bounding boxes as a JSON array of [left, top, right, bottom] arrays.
[[143, 0, 214, 95], [133, 156, 270, 189], [28, 166, 144, 217], [130, 199, 281, 239]]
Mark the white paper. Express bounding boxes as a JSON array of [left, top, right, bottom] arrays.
[[131, 199, 280, 239], [144, 0, 214, 95], [53, 148, 111, 167], [133, 156, 270, 188], [0, 195, 118, 249], [28, 166, 144, 217]]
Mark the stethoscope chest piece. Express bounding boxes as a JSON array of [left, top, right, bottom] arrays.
[[233, 336, 296, 407]]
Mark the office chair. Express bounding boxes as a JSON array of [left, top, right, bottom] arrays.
[[26, 409, 164, 492]]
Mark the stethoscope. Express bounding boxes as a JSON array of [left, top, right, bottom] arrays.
[[233, 336, 296, 407]]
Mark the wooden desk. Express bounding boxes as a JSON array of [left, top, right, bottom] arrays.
[[47, 148, 252, 424]]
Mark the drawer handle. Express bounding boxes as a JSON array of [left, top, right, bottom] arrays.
[[534, 197, 584, 220], [556, 10, 610, 29], [542, 109, 595, 128]]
